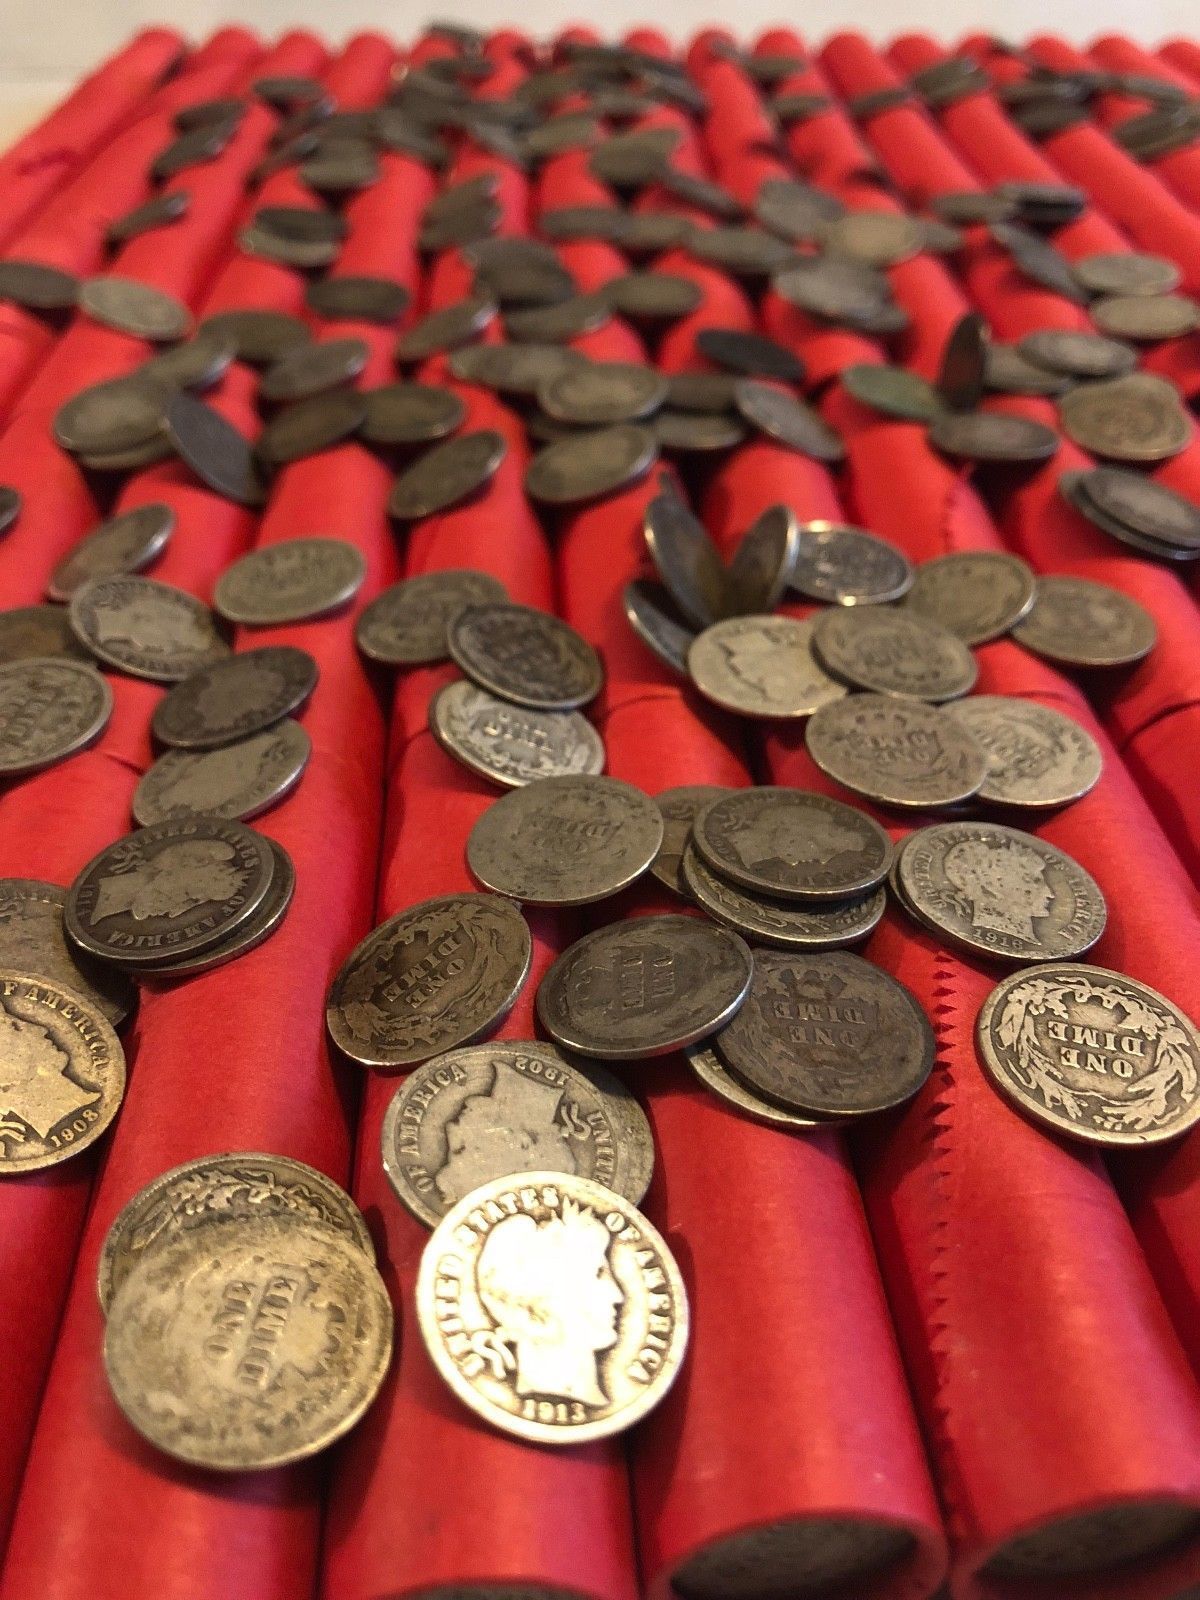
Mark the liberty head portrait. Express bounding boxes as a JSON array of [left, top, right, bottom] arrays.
[[0, 1000, 97, 1143], [474, 1197, 624, 1407], [92, 839, 247, 923], [195, 659, 286, 724], [436, 1066, 577, 1206], [727, 806, 862, 872], [943, 836, 1054, 943], [92, 595, 213, 657], [715, 624, 794, 700]]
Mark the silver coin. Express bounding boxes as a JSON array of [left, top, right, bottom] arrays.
[[431, 680, 604, 789], [467, 776, 662, 906], [258, 337, 369, 402], [537, 359, 667, 425], [326, 892, 531, 1069], [79, 275, 191, 342], [790, 522, 914, 605], [903, 551, 1036, 644], [133, 720, 311, 825], [0, 606, 91, 664], [682, 844, 887, 950], [947, 697, 1102, 809], [524, 423, 658, 505], [360, 382, 466, 446], [140, 838, 294, 979], [150, 646, 318, 750], [650, 785, 730, 895], [693, 787, 892, 901], [1011, 575, 1157, 668], [356, 569, 508, 667], [896, 820, 1106, 962], [724, 505, 801, 613], [733, 379, 845, 462], [48, 504, 175, 602], [53, 374, 169, 456], [0, 879, 136, 1026], [0, 657, 112, 775], [688, 615, 847, 721], [213, 537, 365, 626], [622, 580, 695, 676], [68, 576, 229, 683], [1058, 372, 1192, 464], [388, 430, 507, 521], [448, 603, 603, 711], [643, 491, 729, 629], [686, 1042, 819, 1129], [806, 693, 989, 809], [1069, 466, 1200, 558], [448, 341, 581, 397], [812, 605, 978, 702], [1073, 251, 1181, 297], [380, 1039, 654, 1227], [537, 914, 753, 1059], [1018, 328, 1137, 381]]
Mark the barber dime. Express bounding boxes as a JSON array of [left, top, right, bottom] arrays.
[[151, 646, 318, 750], [79, 275, 191, 341], [693, 788, 892, 901], [977, 963, 1200, 1146], [686, 1042, 819, 1130], [790, 523, 914, 605], [415, 1171, 687, 1443], [356, 569, 507, 666], [0, 881, 135, 1025], [682, 845, 887, 950], [688, 616, 847, 720], [524, 422, 658, 504], [806, 694, 989, 808], [48, 503, 175, 601], [388, 430, 507, 520], [812, 605, 978, 701], [0, 658, 112, 774], [467, 776, 661, 905], [69, 576, 229, 683], [431, 680, 604, 788], [896, 821, 1106, 962], [903, 551, 1035, 644], [0, 606, 91, 664], [326, 893, 531, 1069], [381, 1040, 654, 1227], [1011, 576, 1156, 668], [948, 697, 1102, 808], [724, 505, 801, 613], [651, 785, 729, 894], [1061, 467, 1200, 561], [133, 720, 311, 825], [213, 537, 365, 625], [623, 580, 696, 675], [104, 1214, 392, 1468], [1058, 372, 1192, 463], [448, 602, 602, 711]]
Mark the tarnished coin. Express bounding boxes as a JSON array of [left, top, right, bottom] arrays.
[[1058, 468, 1199, 562], [687, 1042, 819, 1129], [134, 720, 311, 825], [689, 616, 847, 720], [984, 342, 1073, 397], [1089, 293, 1200, 343], [467, 776, 661, 906], [1011, 575, 1156, 667], [144, 838, 293, 978], [381, 1040, 654, 1227], [432, 680, 603, 788], [822, 210, 925, 268], [693, 787, 891, 901], [682, 844, 887, 951], [948, 696, 1102, 808], [604, 270, 701, 323], [356, 569, 507, 666], [643, 492, 729, 628], [977, 963, 1200, 1146], [714, 951, 933, 1117], [686, 225, 795, 280], [305, 275, 411, 325], [361, 382, 466, 446], [214, 537, 365, 625], [989, 222, 1089, 305], [538, 914, 753, 1059], [79, 276, 191, 342], [903, 551, 1036, 644], [773, 258, 901, 333], [505, 291, 612, 343], [65, 815, 275, 967], [48, 504, 174, 602], [0, 258, 80, 311], [525, 423, 658, 505], [654, 410, 746, 454], [754, 176, 844, 243], [842, 363, 947, 423], [151, 646, 318, 750], [259, 337, 369, 403], [0, 881, 135, 1026], [896, 821, 1106, 962], [256, 391, 367, 466], [415, 1171, 687, 1443], [53, 374, 169, 455], [326, 892, 531, 1069], [97, 1151, 373, 1313], [0, 606, 89, 663], [724, 505, 801, 613], [1073, 466, 1200, 558], [388, 430, 506, 520], [938, 312, 988, 411], [0, 658, 112, 774], [1019, 328, 1137, 381], [163, 392, 267, 507], [0, 971, 125, 1173], [1073, 252, 1181, 298], [812, 605, 978, 702], [538, 360, 667, 425], [141, 328, 237, 392], [928, 409, 1059, 465], [791, 523, 914, 605], [395, 295, 496, 362], [666, 372, 738, 413], [448, 602, 602, 711], [199, 308, 310, 365], [623, 580, 695, 676], [1058, 373, 1193, 463], [733, 379, 845, 462], [695, 327, 806, 384], [806, 693, 989, 809], [104, 1214, 392, 1468], [649, 785, 729, 895], [448, 342, 579, 397]]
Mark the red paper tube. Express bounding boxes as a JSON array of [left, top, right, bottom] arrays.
[[1159, 40, 1200, 87], [752, 26, 891, 189], [0, 28, 186, 250]]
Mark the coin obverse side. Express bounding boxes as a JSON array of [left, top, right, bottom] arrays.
[[0, 970, 126, 1173], [381, 1040, 655, 1226], [355, 570, 508, 666], [812, 605, 978, 702], [448, 603, 603, 711], [948, 697, 1102, 809], [326, 893, 532, 1069], [1011, 576, 1157, 668], [104, 1214, 393, 1469], [69, 576, 230, 683], [688, 616, 847, 720], [806, 693, 989, 808], [977, 961, 1200, 1147], [213, 537, 366, 625], [133, 720, 312, 825], [0, 657, 112, 775], [904, 551, 1036, 645], [0, 880, 136, 1026], [415, 1170, 688, 1444], [431, 680, 605, 788], [693, 788, 893, 901], [97, 1150, 374, 1313], [48, 503, 175, 602], [650, 785, 730, 895], [150, 647, 318, 750]]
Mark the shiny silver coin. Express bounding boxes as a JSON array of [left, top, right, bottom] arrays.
[[431, 679, 604, 788], [150, 646, 318, 750], [812, 605, 978, 702], [213, 537, 365, 625], [790, 522, 914, 605], [133, 720, 311, 825], [947, 696, 1102, 809], [355, 569, 508, 666], [48, 504, 175, 602], [806, 693, 989, 809], [650, 785, 730, 895], [693, 787, 892, 901], [1011, 575, 1157, 668], [0, 879, 136, 1026], [688, 615, 847, 720], [448, 602, 602, 711], [903, 550, 1036, 644], [0, 657, 112, 775], [682, 844, 886, 950]]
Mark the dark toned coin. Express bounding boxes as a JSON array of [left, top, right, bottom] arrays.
[[823, 210, 925, 268], [1073, 466, 1200, 557], [104, 191, 189, 249], [425, 173, 500, 222], [326, 892, 532, 1069], [448, 602, 602, 711], [301, 138, 380, 195], [198, 309, 310, 365], [1090, 292, 1200, 342], [78, 436, 174, 473], [814, 604, 978, 701], [214, 537, 365, 626], [79, 276, 191, 342], [983, 342, 1072, 397], [0, 606, 90, 664], [48, 503, 174, 602], [643, 490, 729, 628], [622, 579, 695, 675], [1059, 372, 1193, 462], [791, 522, 914, 605], [448, 341, 579, 397], [1058, 468, 1196, 562], [994, 179, 1087, 227], [240, 219, 340, 270], [246, 202, 347, 246], [618, 211, 692, 256], [928, 409, 1059, 465], [754, 177, 845, 244], [989, 222, 1089, 304], [665, 372, 738, 413], [948, 696, 1102, 808], [0, 658, 112, 774], [0, 486, 18, 535], [653, 410, 746, 453], [843, 362, 947, 423], [537, 360, 667, 425], [136, 835, 294, 978], [724, 504, 800, 613], [695, 327, 805, 384], [388, 430, 506, 520], [523, 111, 602, 161], [0, 258, 80, 312], [151, 646, 318, 750], [772, 258, 899, 331], [650, 784, 730, 895], [1073, 251, 1181, 298], [933, 190, 1018, 225], [504, 292, 611, 343], [904, 551, 1036, 644], [1011, 575, 1157, 667], [0, 879, 135, 1026], [537, 914, 753, 1060], [588, 125, 678, 187], [693, 787, 892, 902], [468, 236, 578, 308], [254, 73, 328, 110], [687, 1041, 820, 1129], [896, 820, 1106, 962], [65, 814, 275, 967], [163, 392, 266, 506], [539, 204, 629, 243], [1018, 328, 1137, 379], [689, 615, 846, 720], [938, 312, 988, 411], [683, 845, 886, 952], [361, 382, 465, 446], [661, 170, 744, 220], [305, 275, 410, 324], [715, 950, 933, 1116], [141, 328, 237, 392], [356, 569, 506, 666], [257, 391, 367, 466], [395, 296, 497, 362], [134, 719, 311, 825], [259, 337, 369, 403], [771, 91, 832, 122], [806, 692, 989, 808], [53, 374, 168, 456], [685, 225, 795, 279], [733, 378, 845, 462], [604, 271, 702, 323], [431, 680, 604, 788], [69, 576, 228, 682], [151, 120, 235, 182], [419, 200, 502, 253], [524, 423, 657, 505]]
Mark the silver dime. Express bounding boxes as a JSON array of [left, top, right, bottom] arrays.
[[524, 423, 658, 505], [1073, 251, 1181, 297], [133, 720, 311, 825], [977, 963, 1200, 1147], [79, 275, 191, 342], [380, 1039, 654, 1226], [448, 602, 602, 711], [1058, 372, 1192, 464], [104, 1214, 392, 1469], [790, 522, 914, 605], [326, 893, 531, 1069], [693, 787, 892, 901], [0, 606, 91, 664], [686, 1042, 820, 1129], [395, 295, 497, 362], [843, 362, 947, 423], [0, 880, 135, 1026], [806, 693, 989, 809], [255, 391, 367, 467], [151, 646, 318, 750], [1089, 292, 1200, 343], [732, 379, 845, 463], [813, 604, 977, 702], [388, 430, 507, 521], [1018, 328, 1137, 381], [896, 821, 1106, 962], [356, 569, 507, 666], [682, 844, 886, 950], [140, 839, 294, 978], [48, 504, 175, 602], [467, 776, 661, 906], [431, 680, 604, 788], [360, 382, 466, 446], [903, 551, 1036, 644], [259, 337, 369, 402], [643, 491, 729, 628], [1066, 467, 1200, 559], [927, 409, 1059, 465], [947, 697, 1102, 809], [69, 576, 229, 683], [724, 505, 801, 613], [623, 580, 695, 676], [537, 359, 667, 425], [651, 785, 730, 895], [164, 391, 267, 506], [213, 537, 365, 626], [449, 342, 581, 397], [0, 658, 112, 775], [537, 914, 753, 1059], [53, 374, 169, 456], [1011, 575, 1156, 668], [688, 616, 847, 720]]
